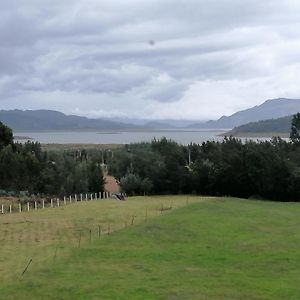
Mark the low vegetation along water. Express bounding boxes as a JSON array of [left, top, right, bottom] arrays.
[[1, 196, 300, 300]]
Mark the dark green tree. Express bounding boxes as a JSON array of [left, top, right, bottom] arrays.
[[0, 121, 13, 150], [290, 113, 300, 143]]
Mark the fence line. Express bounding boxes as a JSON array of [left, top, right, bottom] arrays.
[[0, 191, 114, 215]]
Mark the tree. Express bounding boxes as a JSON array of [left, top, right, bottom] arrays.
[[290, 113, 300, 143], [120, 173, 142, 196], [0, 122, 13, 150]]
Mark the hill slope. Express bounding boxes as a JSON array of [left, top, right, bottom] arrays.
[[188, 98, 300, 129], [0, 109, 139, 130], [1, 197, 300, 299], [224, 115, 293, 136]]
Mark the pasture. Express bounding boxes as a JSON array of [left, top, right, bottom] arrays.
[[1, 196, 300, 299]]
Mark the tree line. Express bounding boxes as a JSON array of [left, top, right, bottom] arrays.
[[0, 113, 300, 201], [0, 122, 104, 197], [111, 113, 300, 201]]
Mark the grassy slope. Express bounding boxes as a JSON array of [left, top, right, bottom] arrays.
[[1, 197, 300, 299]]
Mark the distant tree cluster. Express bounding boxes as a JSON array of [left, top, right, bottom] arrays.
[[0, 122, 104, 196], [110, 115, 300, 201]]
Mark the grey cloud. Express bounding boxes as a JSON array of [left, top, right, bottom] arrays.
[[1, 0, 300, 119]]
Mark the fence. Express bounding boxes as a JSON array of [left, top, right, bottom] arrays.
[[0, 191, 114, 215]]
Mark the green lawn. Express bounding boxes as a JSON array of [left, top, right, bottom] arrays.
[[1, 197, 300, 299]]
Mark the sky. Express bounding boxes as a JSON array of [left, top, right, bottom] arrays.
[[1, 0, 300, 121]]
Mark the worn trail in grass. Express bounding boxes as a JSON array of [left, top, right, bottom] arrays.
[[2, 197, 300, 299]]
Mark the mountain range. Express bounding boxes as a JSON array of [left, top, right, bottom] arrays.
[[1, 98, 300, 131], [0, 110, 140, 131], [187, 98, 300, 129]]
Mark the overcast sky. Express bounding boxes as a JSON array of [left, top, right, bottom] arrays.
[[1, 0, 300, 120]]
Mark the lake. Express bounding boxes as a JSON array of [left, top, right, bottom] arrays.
[[13, 129, 232, 144]]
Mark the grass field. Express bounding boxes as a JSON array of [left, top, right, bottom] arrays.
[[1, 196, 300, 299]]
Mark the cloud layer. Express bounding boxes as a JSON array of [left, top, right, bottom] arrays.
[[1, 0, 300, 120]]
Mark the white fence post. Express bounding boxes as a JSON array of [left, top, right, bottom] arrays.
[[95, 193, 97, 200], [75, 194, 77, 202], [64, 196, 66, 205], [9, 205, 12, 214], [27, 202, 30, 212], [69, 196, 72, 204], [42, 200, 45, 209], [34, 201, 37, 210], [19, 203, 22, 213], [51, 199, 53, 208], [1, 204, 3, 214], [80, 194, 83, 201], [57, 198, 60, 207], [90, 193, 93, 201], [85, 194, 88, 200]]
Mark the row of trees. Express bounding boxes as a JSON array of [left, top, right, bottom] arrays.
[[0, 113, 300, 201], [110, 114, 300, 201], [0, 122, 104, 196]]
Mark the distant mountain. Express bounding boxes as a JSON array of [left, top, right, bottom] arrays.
[[143, 121, 175, 129], [223, 115, 293, 137], [188, 98, 300, 129], [0, 110, 140, 131]]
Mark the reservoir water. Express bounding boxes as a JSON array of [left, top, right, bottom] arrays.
[[13, 129, 229, 144]]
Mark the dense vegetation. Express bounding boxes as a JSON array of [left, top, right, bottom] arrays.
[[1, 114, 300, 201], [110, 135, 300, 201], [0, 122, 104, 196]]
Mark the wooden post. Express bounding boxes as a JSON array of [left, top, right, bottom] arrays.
[[75, 194, 77, 202], [57, 198, 60, 207], [80, 194, 83, 201], [42, 200, 45, 209], [19, 203, 22, 213], [98, 225, 101, 239], [1, 204, 3, 214], [106, 192, 109, 198], [69, 196, 72, 204], [9, 205, 12, 214], [34, 201, 37, 210], [90, 193, 93, 201], [64, 196, 66, 205], [95, 193, 97, 200], [51, 199, 53, 208], [27, 202, 30, 212], [85, 193, 88, 200]]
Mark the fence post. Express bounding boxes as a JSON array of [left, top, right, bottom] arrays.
[[57, 198, 60, 207], [80, 194, 83, 201], [85, 193, 88, 200], [1, 204, 3, 214], [9, 205, 12, 214], [90, 193, 93, 201], [19, 203, 22, 213], [51, 199, 53, 208], [95, 193, 97, 200], [75, 194, 77, 202], [69, 196, 72, 204], [64, 196, 66, 205], [34, 201, 37, 210], [27, 202, 30, 212], [42, 200, 45, 209]]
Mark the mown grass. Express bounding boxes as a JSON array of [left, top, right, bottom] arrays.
[[1, 197, 300, 299]]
